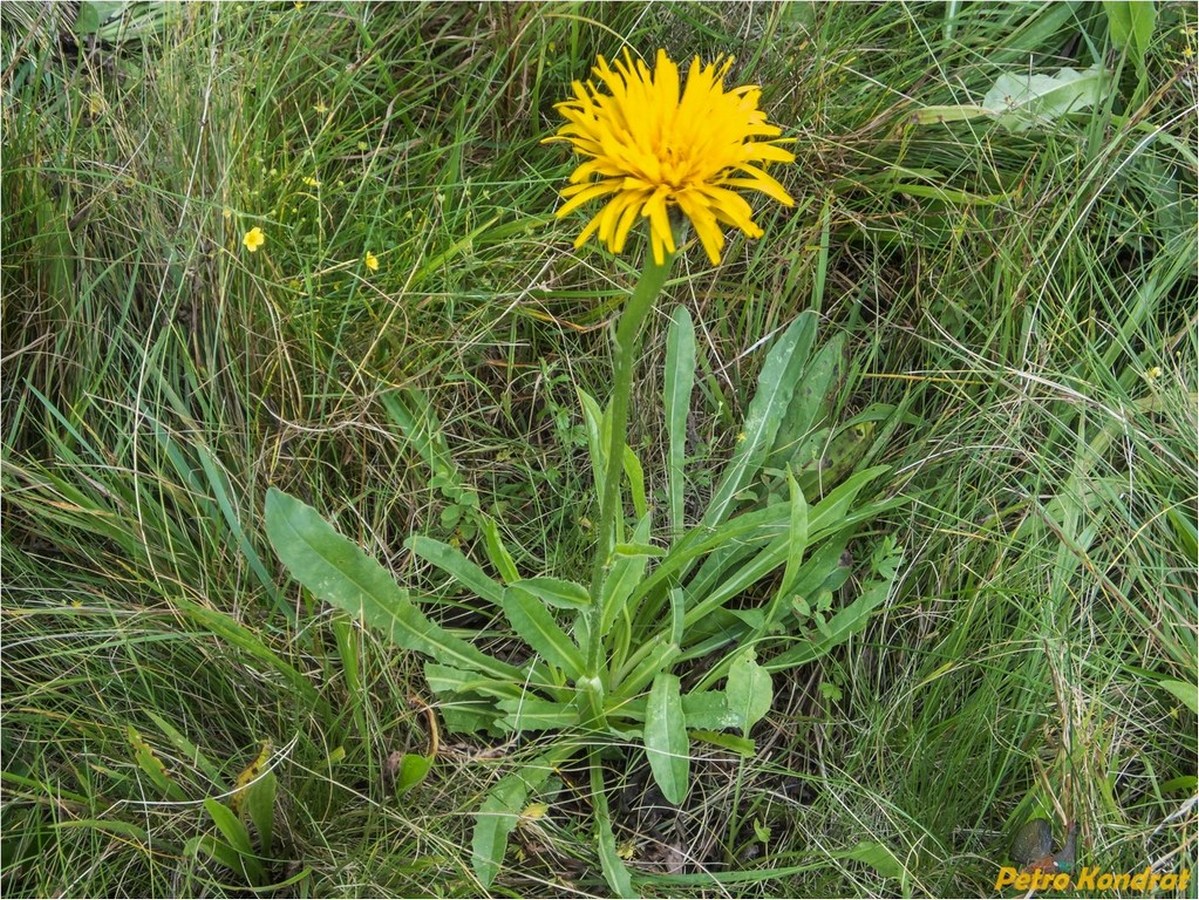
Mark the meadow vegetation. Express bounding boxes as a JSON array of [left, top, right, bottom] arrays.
[[2, 2, 1196, 896]]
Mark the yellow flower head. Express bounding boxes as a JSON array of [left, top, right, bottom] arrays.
[[243, 226, 265, 253], [545, 49, 795, 265], [364, 250, 379, 271]]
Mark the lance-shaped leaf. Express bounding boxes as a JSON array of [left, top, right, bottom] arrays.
[[264, 488, 519, 681], [472, 752, 561, 887], [702, 312, 816, 530], [644, 673, 690, 805], [664, 305, 696, 536], [408, 535, 507, 607], [501, 585, 586, 679]]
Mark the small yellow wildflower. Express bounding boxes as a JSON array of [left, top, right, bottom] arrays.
[[243, 226, 265, 252], [303, 176, 321, 188], [545, 49, 795, 265], [1145, 366, 1163, 381], [313, 101, 329, 114], [364, 250, 380, 272]]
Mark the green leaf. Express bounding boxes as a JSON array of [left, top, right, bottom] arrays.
[[726, 647, 773, 735], [396, 754, 434, 794], [622, 445, 648, 520], [511, 577, 590, 610], [645, 674, 690, 805], [480, 516, 520, 584], [600, 514, 652, 632], [577, 388, 607, 502], [472, 753, 561, 887], [408, 535, 507, 607], [767, 566, 899, 671], [1104, 1, 1155, 58], [690, 730, 756, 756], [501, 586, 586, 678], [665, 305, 696, 536], [264, 488, 519, 682], [1159, 680, 1199, 714], [770, 333, 843, 469], [127, 726, 186, 801], [781, 470, 809, 593], [982, 65, 1110, 132], [835, 840, 905, 880], [245, 770, 276, 854], [423, 662, 526, 702], [203, 798, 264, 884], [703, 313, 817, 530], [496, 697, 580, 731], [592, 757, 636, 897], [613, 541, 665, 557], [611, 641, 681, 701]]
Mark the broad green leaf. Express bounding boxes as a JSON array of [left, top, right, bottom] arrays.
[[441, 703, 506, 736], [726, 648, 773, 735], [1103, 1, 1155, 59], [796, 422, 876, 500], [245, 770, 276, 854], [835, 840, 905, 880], [423, 662, 526, 701], [203, 798, 264, 883], [408, 535, 506, 607], [472, 753, 561, 887], [264, 489, 519, 682], [396, 754, 434, 794], [194, 444, 282, 613], [681, 690, 736, 729], [187, 834, 257, 885], [664, 305, 696, 536], [631, 503, 794, 618], [770, 333, 843, 469], [511, 576, 590, 610], [1159, 680, 1199, 714], [143, 711, 223, 784], [501, 586, 586, 678], [496, 697, 580, 731], [702, 313, 816, 530], [380, 389, 457, 481], [480, 516, 520, 584], [53, 818, 149, 841], [982, 65, 1109, 132], [781, 471, 809, 593], [669, 588, 685, 647], [645, 674, 690, 805], [175, 597, 321, 709]]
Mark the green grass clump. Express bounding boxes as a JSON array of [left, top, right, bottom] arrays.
[[3, 2, 1195, 897]]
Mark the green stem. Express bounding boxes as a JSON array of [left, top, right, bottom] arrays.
[[585, 253, 674, 683]]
